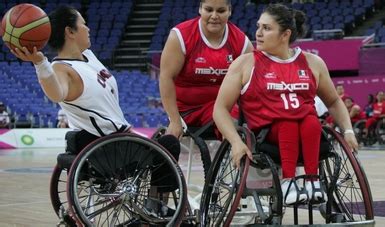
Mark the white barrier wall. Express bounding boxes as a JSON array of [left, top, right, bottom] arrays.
[[0, 128, 71, 149], [0, 128, 155, 149]]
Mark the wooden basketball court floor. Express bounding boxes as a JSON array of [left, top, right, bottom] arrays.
[[0, 144, 384, 226]]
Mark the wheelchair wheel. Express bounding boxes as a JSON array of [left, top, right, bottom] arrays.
[[200, 130, 251, 227], [151, 126, 212, 180], [50, 165, 77, 226], [188, 132, 212, 180], [321, 126, 374, 222], [151, 126, 167, 140], [375, 117, 385, 144], [353, 120, 366, 145], [67, 133, 187, 226]]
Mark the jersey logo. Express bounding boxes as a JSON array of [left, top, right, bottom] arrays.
[[267, 82, 309, 92], [264, 72, 277, 79], [97, 69, 112, 88], [298, 69, 309, 79], [195, 67, 228, 76], [226, 55, 233, 63], [195, 57, 206, 63]]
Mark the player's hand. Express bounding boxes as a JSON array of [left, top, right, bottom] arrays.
[[10, 46, 44, 64], [231, 140, 253, 169], [344, 133, 359, 153], [166, 121, 184, 139]]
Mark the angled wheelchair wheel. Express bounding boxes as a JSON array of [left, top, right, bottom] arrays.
[[188, 132, 212, 180], [200, 128, 251, 227], [50, 165, 77, 226], [353, 120, 366, 145], [375, 117, 385, 144], [151, 126, 212, 180], [320, 126, 374, 222], [67, 133, 187, 226], [151, 126, 167, 140]]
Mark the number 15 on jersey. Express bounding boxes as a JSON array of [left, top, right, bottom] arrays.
[[280, 93, 299, 110]]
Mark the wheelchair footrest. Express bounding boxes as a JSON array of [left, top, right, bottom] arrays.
[[283, 174, 327, 206], [57, 153, 76, 169]]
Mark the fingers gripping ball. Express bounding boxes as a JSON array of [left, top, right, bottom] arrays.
[[0, 3, 51, 52]]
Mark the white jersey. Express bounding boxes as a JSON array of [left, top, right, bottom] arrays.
[[52, 49, 130, 136], [314, 96, 328, 117]]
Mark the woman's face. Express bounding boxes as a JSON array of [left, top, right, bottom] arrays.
[[377, 92, 385, 102], [73, 12, 90, 50], [255, 12, 289, 52], [199, 0, 231, 34], [344, 98, 353, 108]]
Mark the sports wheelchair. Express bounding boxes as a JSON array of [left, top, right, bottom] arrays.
[[151, 119, 221, 211], [50, 131, 188, 226], [50, 117, 219, 226], [200, 125, 374, 226], [354, 116, 385, 146]]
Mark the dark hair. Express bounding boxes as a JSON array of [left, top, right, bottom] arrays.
[[200, 0, 232, 5], [263, 4, 307, 44], [368, 94, 375, 103], [48, 5, 79, 51], [345, 97, 354, 102]]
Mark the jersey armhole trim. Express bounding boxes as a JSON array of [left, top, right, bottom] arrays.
[[241, 36, 250, 54], [241, 66, 254, 95], [172, 28, 186, 55]]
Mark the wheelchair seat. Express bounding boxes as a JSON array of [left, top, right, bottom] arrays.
[[56, 131, 78, 169], [57, 130, 99, 169]]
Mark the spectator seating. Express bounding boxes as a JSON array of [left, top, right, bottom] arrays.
[[365, 21, 385, 43], [0, 63, 165, 128], [148, 0, 375, 54]]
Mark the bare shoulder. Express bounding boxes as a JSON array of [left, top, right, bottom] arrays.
[[302, 51, 324, 65], [227, 52, 254, 84], [52, 62, 82, 86], [52, 62, 74, 78], [231, 52, 254, 69]]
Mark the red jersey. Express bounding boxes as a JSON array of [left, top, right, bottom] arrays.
[[348, 103, 366, 123], [172, 17, 249, 113], [372, 101, 385, 118], [240, 48, 318, 131]]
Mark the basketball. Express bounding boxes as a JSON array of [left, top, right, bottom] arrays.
[[0, 3, 51, 52]]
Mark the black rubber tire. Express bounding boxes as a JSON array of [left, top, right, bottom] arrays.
[[67, 133, 187, 227], [322, 126, 374, 221], [189, 133, 212, 181]]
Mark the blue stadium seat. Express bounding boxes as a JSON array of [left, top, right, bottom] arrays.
[[145, 115, 160, 128], [130, 115, 143, 128]]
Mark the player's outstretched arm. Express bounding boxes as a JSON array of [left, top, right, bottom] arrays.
[[11, 46, 69, 103]]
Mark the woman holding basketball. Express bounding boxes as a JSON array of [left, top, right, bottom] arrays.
[[11, 5, 129, 142], [10, 6, 181, 153]]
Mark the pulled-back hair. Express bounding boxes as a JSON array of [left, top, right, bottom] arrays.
[[200, 0, 232, 5], [48, 5, 78, 51], [263, 4, 307, 44]]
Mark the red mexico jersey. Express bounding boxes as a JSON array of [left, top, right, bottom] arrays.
[[373, 101, 385, 118], [172, 17, 249, 112], [349, 104, 366, 122], [240, 48, 318, 131]]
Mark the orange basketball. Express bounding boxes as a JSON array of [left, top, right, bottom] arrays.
[[0, 3, 51, 52]]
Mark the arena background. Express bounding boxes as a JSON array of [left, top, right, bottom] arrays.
[[1, 0, 385, 226]]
